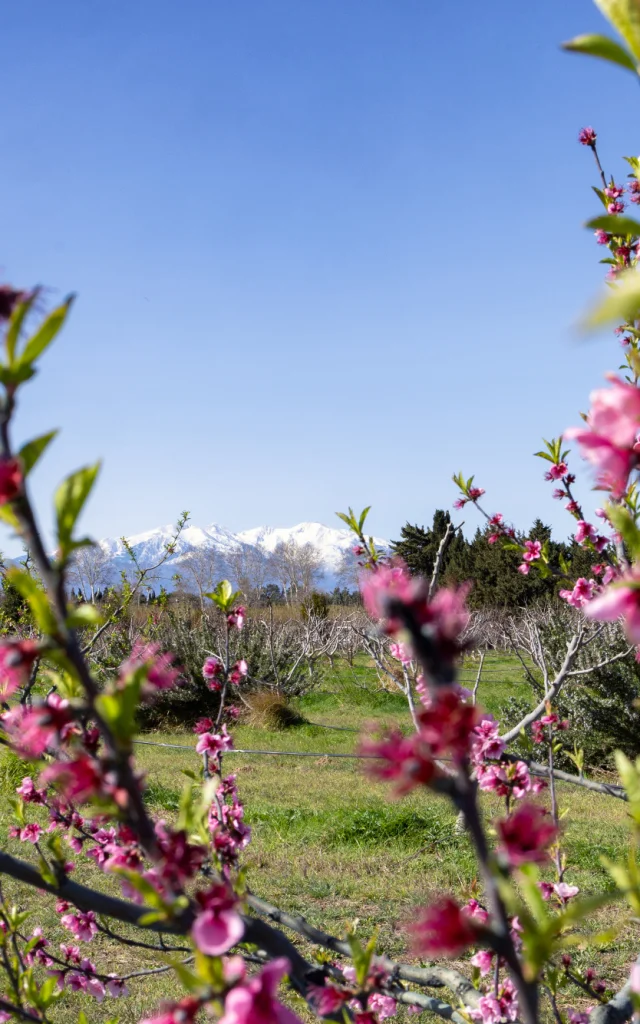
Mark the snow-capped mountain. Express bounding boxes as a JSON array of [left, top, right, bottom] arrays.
[[88, 521, 388, 594]]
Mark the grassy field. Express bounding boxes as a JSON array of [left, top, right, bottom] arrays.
[[0, 653, 635, 1022]]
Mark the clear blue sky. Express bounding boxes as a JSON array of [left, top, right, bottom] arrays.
[[0, 0, 632, 552]]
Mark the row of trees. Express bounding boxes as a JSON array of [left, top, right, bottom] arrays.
[[15, 510, 604, 615], [65, 538, 342, 608], [392, 510, 599, 608]]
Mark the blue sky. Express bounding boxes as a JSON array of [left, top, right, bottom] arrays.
[[0, 0, 634, 552]]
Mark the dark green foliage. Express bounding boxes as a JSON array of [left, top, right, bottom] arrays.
[[301, 591, 330, 620], [0, 575, 29, 625], [392, 511, 602, 609]]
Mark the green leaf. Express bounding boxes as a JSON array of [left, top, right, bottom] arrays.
[[625, 155, 640, 179], [6, 567, 57, 634], [17, 296, 74, 369], [358, 506, 371, 532], [594, 0, 640, 61], [346, 928, 377, 987], [96, 671, 142, 745], [587, 214, 640, 235], [607, 503, 640, 559], [167, 956, 201, 992], [5, 292, 38, 365], [583, 268, 640, 328], [37, 854, 56, 887], [54, 462, 100, 557], [66, 603, 103, 629], [17, 430, 58, 476], [562, 32, 638, 70], [204, 579, 241, 613]]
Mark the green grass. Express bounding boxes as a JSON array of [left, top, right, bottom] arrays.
[[0, 652, 633, 1021]]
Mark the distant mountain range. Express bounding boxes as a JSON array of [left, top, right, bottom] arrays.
[[87, 521, 389, 594]]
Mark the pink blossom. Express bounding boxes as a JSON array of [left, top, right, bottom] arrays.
[[308, 985, 349, 1016], [60, 942, 81, 961], [368, 993, 397, 1019], [522, 540, 542, 563], [61, 910, 98, 942], [595, 229, 610, 245], [552, 488, 565, 499], [453, 499, 466, 510], [584, 574, 640, 643], [19, 823, 42, 844], [563, 427, 632, 497], [0, 458, 22, 504], [477, 760, 531, 800], [87, 976, 106, 1001], [106, 974, 130, 999], [497, 803, 557, 866], [471, 718, 505, 763], [16, 777, 45, 804], [120, 640, 179, 691], [195, 726, 234, 757], [140, 997, 201, 1024], [359, 728, 435, 795], [3, 694, 74, 759], [389, 642, 412, 664], [223, 956, 247, 984], [575, 521, 596, 545], [191, 884, 244, 956], [418, 689, 478, 760], [465, 898, 489, 924], [42, 756, 103, 802], [470, 979, 518, 1024], [546, 462, 568, 480], [360, 560, 417, 624], [66, 971, 87, 992], [155, 823, 206, 887], [578, 126, 597, 146], [559, 578, 595, 608], [0, 639, 39, 699], [415, 677, 430, 707], [468, 487, 485, 501], [566, 377, 640, 494], [410, 897, 480, 956], [218, 957, 301, 1024], [227, 606, 246, 630], [360, 560, 470, 657], [554, 882, 579, 903], [229, 659, 249, 685], [565, 500, 580, 513], [203, 656, 223, 680], [567, 1012, 591, 1024], [517, 564, 530, 575], [470, 950, 494, 976]]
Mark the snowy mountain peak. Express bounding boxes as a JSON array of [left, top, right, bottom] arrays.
[[82, 520, 388, 594]]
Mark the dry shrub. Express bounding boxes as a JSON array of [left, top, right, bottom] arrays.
[[241, 689, 307, 730]]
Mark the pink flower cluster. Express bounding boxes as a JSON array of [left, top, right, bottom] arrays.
[[360, 560, 470, 667], [566, 374, 640, 498], [360, 688, 478, 795]]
